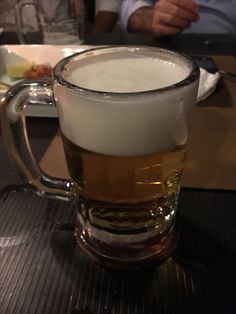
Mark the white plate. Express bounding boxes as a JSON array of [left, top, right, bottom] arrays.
[[0, 44, 94, 117]]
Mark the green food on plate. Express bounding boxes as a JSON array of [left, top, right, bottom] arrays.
[[6, 61, 33, 79]]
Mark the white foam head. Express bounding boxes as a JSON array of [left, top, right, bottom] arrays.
[[54, 47, 199, 156], [65, 55, 190, 92]]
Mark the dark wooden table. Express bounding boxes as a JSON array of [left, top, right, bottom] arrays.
[[1, 31, 236, 55]]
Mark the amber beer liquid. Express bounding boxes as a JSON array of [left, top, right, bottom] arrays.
[[62, 135, 187, 229], [54, 47, 199, 267]]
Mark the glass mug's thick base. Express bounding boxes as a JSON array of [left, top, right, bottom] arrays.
[[74, 197, 179, 269]]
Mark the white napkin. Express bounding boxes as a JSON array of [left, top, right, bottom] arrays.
[[197, 68, 221, 103]]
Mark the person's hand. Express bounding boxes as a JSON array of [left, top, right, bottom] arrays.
[[151, 0, 199, 36]]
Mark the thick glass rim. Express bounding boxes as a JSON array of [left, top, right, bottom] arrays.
[[53, 46, 200, 97]]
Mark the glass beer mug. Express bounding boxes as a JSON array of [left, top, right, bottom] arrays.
[[0, 47, 199, 268], [15, 0, 84, 44]]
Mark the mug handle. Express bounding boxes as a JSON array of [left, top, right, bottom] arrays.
[[14, 1, 42, 44], [0, 79, 73, 200]]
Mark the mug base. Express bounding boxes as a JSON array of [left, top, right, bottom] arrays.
[[75, 222, 179, 270]]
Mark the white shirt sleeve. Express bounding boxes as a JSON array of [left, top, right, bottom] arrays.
[[96, 0, 120, 13], [119, 0, 153, 29]]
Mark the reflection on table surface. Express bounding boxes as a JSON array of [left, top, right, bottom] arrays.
[[0, 34, 236, 314]]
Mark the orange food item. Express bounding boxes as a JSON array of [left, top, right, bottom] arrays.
[[24, 64, 53, 79]]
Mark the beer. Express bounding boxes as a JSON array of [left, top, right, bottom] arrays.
[[62, 133, 187, 234], [53, 47, 199, 266], [1, 45, 199, 268]]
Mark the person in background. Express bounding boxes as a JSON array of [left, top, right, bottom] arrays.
[[119, 0, 236, 37], [92, 0, 120, 33]]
